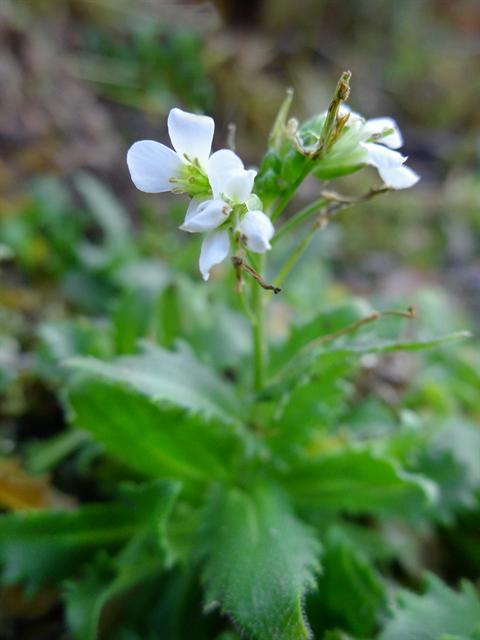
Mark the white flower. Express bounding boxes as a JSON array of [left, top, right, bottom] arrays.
[[206, 149, 257, 204], [180, 198, 231, 233], [237, 210, 274, 253], [338, 107, 419, 189], [178, 147, 261, 281], [127, 108, 256, 199], [199, 230, 231, 282], [126, 108, 274, 282], [197, 206, 275, 282], [127, 108, 212, 193]]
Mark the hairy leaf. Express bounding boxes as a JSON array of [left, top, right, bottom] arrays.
[[284, 448, 437, 517], [67, 379, 246, 484], [65, 534, 165, 640], [200, 483, 320, 640], [0, 480, 178, 590], [417, 418, 480, 522], [67, 342, 244, 425], [380, 574, 480, 640], [313, 527, 385, 637]]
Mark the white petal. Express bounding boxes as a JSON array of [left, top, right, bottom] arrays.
[[199, 230, 230, 281], [224, 169, 257, 204], [338, 104, 364, 123], [378, 164, 420, 190], [183, 197, 208, 224], [361, 142, 406, 170], [126, 140, 182, 193], [167, 108, 214, 167], [207, 149, 244, 199], [364, 117, 403, 149], [180, 198, 230, 233], [246, 193, 263, 211], [238, 210, 274, 253]]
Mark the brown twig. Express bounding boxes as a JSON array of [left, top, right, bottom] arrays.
[[232, 253, 244, 293], [307, 306, 416, 349], [231, 257, 282, 294], [315, 187, 391, 225]]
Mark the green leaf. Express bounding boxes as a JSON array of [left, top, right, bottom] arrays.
[[270, 331, 471, 395], [380, 574, 480, 640], [67, 342, 244, 425], [322, 632, 356, 640], [65, 534, 166, 640], [25, 429, 90, 474], [200, 482, 320, 640], [270, 299, 375, 372], [111, 289, 155, 355], [417, 418, 480, 521], [75, 171, 131, 250], [67, 379, 245, 483], [0, 480, 178, 590], [313, 527, 385, 637], [266, 353, 355, 460], [322, 331, 472, 355], [283, 448, 437, 517]]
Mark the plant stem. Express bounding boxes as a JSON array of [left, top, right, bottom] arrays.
[[272, 187, 391, 290], [270, 160, 312, 222], [251, 253, 266, 392], [273, 196, 328, 244], [272, 223, 320, 291], [237, 283, 256, 325]]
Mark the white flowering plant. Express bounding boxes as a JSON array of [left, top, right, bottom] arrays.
[[1, 73, 477, 640]]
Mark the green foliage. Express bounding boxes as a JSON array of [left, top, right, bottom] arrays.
[[283, 448, 436, 517], [77, 27, 213, 112], [75, 172, 132, 258], [380, 574, 480, 640], [417, 419, 480, 522], [67, 380, 244, 483], [65, 534, 166, 640], [200, 483, 320, 640], [1, 21, 479, 639], [312, 527, 386, 637], [67, 342, 245, 424], [0, 481, 178, 591]]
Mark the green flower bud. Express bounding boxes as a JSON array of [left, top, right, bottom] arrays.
[[254, 168, 280, 200], [281, 148, 305, 182]]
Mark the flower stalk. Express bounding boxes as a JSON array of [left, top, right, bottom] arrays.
[[125, 73, 420, 397], [251, 254, 266, 393]]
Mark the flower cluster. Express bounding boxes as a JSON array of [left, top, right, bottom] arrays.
[[127, 87, 420, 284], [341, 107, 420, 189], [295, 104, 419, 189], [127, 108, 274, 280]]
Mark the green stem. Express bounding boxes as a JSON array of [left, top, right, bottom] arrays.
[[237, 283, 256, 325], [272, 224, 318, 290], [251, 253, 266, 392], [272, 196, 328, 244], [270, 160, 312, 222]]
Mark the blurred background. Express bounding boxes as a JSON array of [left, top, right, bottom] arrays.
[[0, 0, 480, 636], [1, 0, 479, 306]]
